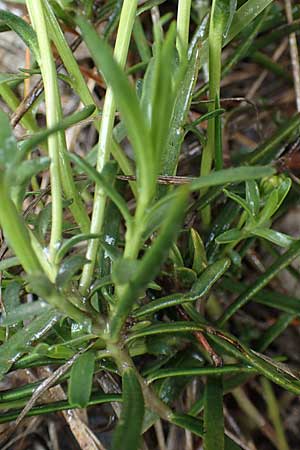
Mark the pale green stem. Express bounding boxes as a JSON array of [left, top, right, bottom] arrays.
[[26, 0, 62, 263], [176, 0, 192, 60], [80, 0, 138, 294]]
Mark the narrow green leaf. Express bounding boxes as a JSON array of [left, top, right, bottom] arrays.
[[112, 368, 144, 450], [160, 31, 202, 181], [190, 166, 275, 191], [68, 350, 96, 408], [276, 176, 292, 210], [191, 228, 208, 274], [0, 9, 39, 61], [171, 413, 204, 437], [55, 233, 101, 263], [0, 310, 59, 379], [246, 180, 260, 216], [221, 277, 300, 315], [204, 375, 224, 450], [3, 281, 21, 314], [137, 0, 166, 15], [147, 365, 254, 383], [0, 300, 51, 326], [0, 257, 19, 271], [133, 258, 230, 318], [216, 228, 245, 244], [76, 15, 156, 205], [223, 189, 253, 216], [251, 228, 294, 248], [0, 392, 121, 424], [225, 0, 274, 45], [257, 190, 278, 225]]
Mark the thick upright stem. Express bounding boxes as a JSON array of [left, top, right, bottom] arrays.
[[26, 0, 62, 262]]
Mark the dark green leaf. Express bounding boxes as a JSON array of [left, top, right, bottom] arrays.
[[0, 310, 59, 379], [216, 228, 245, 244], [0, 9, 39, 61], [246, 180, 260, 216], [3, 281, 21, 314], [0, 300, 51, 326], [204, 375, 224, 450], [251, 228, 294, 248], [223, 188, 253, 216], [257, 190, 278, 225], [112, 368, 144, 450], [68, 350, 96, 408]]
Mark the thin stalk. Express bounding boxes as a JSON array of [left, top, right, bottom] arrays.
[[80, 0, 138, 294], [177, 0, 192, 60], [26, 0, 62, 263]]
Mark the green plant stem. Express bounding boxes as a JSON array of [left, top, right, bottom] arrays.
[[26, 0, 62, 263], [177, 0, 192, 60], [33, 0, 91, 236], [80, 0, 138, 294]]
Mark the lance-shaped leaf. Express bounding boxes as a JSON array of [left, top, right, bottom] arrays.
[[68, 350, 96, 408], [133, 257, 230, 318], [0, 310, 60, 379], [112, 368, 144, 450]]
